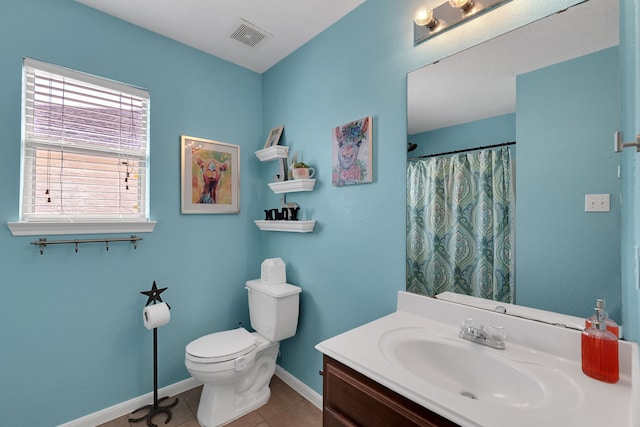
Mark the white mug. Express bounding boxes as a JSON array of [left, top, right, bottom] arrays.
[[292, 167, 315, 179]]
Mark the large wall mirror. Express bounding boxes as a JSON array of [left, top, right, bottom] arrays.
[[406, 0, 622, 324]]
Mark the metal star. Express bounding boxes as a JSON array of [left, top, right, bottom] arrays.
[[140, 281, 169, 307]]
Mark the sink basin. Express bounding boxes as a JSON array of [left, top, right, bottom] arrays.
[[379, 327, 582, 411]]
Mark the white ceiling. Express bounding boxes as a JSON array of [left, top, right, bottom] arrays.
[[408, 0, 619, 135], [74, 0, 366, 73]]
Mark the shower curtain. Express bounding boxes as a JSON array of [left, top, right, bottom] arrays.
[[406, 147, 514, 303]]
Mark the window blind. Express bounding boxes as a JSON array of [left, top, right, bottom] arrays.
[[21, 58, 149, 222]]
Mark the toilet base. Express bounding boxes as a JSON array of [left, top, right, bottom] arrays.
[[194, 338, 279, 427], [198, 383, 271, 427]]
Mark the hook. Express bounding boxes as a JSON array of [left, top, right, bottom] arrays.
[[38, 238, 46, 255], [75, 240, 79, 253], [614, 131, 640, 152], [132, 236, 138, 250], [105, 239, 109, 251]]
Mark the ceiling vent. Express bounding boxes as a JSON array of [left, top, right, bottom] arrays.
[[230, 19, 272, 48]]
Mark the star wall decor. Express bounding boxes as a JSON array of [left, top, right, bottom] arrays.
[[140, 280, 170, 308]]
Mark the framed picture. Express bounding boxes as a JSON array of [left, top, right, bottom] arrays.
[[181, 135, 240, 214], [332, 116, 372, 186], [264, 125, 284, 148]]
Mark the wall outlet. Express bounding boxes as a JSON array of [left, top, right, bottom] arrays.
[[585, 194, 610, 212]]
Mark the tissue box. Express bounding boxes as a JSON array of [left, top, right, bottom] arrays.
[[261, 257, 286, 284]]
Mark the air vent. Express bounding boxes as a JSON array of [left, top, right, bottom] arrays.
[[230, 20, 272, 48]]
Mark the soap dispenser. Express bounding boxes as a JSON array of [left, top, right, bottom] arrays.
[[581, 307, 619, 383], [585, 298, 619, 337]]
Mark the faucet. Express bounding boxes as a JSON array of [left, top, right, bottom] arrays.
[[459, 318, 505, 350]]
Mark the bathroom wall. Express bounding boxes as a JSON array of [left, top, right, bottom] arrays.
[[260, 0, 596, 394], [1, 0, 636, 425], [620, 0, 640, 342], [516, 47, 621, 320], [0, 0, 264, 425], [408, 113, 516, 157]]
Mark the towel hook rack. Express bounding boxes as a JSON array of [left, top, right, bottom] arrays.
[[31, 235, 143, 255]]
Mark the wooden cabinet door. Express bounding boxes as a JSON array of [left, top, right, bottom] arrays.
[[322, 356, 460, 427]]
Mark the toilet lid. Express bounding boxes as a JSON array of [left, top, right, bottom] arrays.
[[186, 328, 257, 363]]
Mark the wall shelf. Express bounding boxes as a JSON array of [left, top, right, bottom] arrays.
[[268, 179, 316, 194], [254, 220, 316, 233], [255, 145, 316, 233], [255, 145, 289, 162]]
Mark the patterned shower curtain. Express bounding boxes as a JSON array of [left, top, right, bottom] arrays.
[[406, 147, 514, 303]]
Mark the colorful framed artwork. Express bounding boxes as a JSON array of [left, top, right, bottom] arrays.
[[181, 135, 240, 214], [332, 116, 372, 186], [264, 125, 284, 148]]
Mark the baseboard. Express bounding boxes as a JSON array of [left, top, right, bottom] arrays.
[[57, 377, 200, 427], [275, 365, 323, 410], [58, 365, 322, 426]]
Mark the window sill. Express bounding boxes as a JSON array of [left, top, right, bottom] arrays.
[[7, 220, 157, 236]]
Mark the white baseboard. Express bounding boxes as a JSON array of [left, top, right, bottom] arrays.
[[58, 365, 321, 426], [275, 365, 322, 410], [57, 377, 200, 427]]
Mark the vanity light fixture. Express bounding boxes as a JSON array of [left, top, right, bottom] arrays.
[[614, 131, 640, 153], [414, 0, 510, 45]]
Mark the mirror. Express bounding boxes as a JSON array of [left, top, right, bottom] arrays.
[[407, 0, 622, 324]]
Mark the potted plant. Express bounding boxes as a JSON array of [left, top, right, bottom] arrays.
[[291, 162, 316, 179]]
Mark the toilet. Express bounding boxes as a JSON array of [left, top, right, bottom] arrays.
[[185, 279, 301, 427]]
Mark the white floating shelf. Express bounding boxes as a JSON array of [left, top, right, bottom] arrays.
[[254, 220, 316, 233], [268, 179, 316, 194], [255, 145, 289, 162]]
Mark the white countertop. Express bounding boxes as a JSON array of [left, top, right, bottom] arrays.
[[316, 291, 639, 427]]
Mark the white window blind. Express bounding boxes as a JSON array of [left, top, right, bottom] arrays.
[[21, 58, 150, 224]]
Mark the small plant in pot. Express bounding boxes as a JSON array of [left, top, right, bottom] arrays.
[[291, 162, 315, 180]]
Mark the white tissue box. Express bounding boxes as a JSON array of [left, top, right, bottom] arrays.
[[261, 257, 286, 284]]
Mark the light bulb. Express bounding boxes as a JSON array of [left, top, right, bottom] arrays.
[[449, 0, 474, 11], [414, 8, 437, 29]]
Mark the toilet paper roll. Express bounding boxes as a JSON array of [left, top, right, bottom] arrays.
[[143, 302, 170, 330]]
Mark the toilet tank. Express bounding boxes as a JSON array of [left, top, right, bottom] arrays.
[[246, 279, 301, 342]]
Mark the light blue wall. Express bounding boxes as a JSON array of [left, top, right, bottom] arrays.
[[1, 0, 635, 425], [516, 48, 621, 321], [408, 113, 516, 157], [0, 0, 264, 425], [261, 0, 597, 395], [620, 0, 640, 342]]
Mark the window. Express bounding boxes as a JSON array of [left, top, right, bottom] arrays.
[[9, 58, 155, 236]]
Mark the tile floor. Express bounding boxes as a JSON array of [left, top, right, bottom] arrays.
[[98, 376, 322, 427]]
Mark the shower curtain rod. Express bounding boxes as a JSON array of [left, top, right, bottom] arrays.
[[407, 141, 516, 161]]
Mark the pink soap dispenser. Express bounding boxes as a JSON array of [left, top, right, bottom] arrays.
[[581, 306, 619, 383]]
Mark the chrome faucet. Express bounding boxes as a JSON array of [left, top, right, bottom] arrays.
[[459, 318, 505, 350]]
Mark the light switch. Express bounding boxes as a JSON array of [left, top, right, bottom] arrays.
[[585, 194, 610, 212]]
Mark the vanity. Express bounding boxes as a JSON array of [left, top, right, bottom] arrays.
[[315, 291, 639, 427]]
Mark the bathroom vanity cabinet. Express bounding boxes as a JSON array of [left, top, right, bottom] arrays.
[[322, 355, 460, 427]]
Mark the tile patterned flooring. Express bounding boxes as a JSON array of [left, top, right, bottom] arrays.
[[98, 376, 322, 427]]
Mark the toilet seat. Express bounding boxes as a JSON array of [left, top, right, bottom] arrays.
[[186, 328, 257, 363]]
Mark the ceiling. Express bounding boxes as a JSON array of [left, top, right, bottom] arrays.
[[408, 0, 619, 134], [74, 0, 366, 73]]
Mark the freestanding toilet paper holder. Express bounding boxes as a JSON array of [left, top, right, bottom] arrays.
[[129, 281, 179, 427]]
